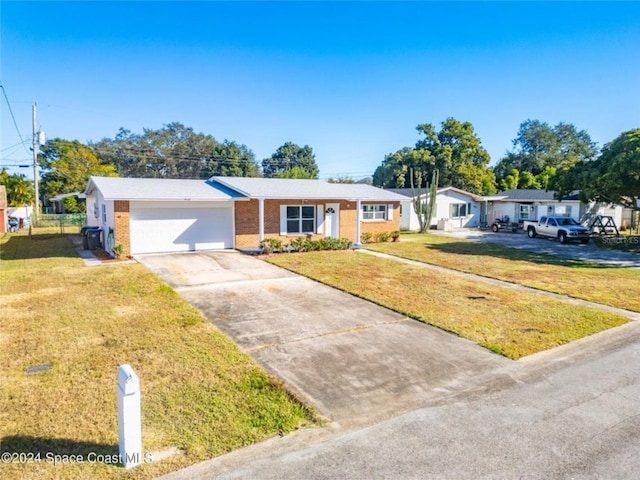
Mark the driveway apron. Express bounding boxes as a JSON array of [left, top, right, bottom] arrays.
[[137, 251, 510, 429]]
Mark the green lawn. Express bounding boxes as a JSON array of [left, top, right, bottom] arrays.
[[266, 250, 628, 360], [0, 232, 315, 480], [367, 233, 640, 312]]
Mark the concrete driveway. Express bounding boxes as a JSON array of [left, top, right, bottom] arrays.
[[137, 251, 511, 429], [440, 229, 640, 268]]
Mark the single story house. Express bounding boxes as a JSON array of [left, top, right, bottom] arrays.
[[486, 189, 628, 227], [388, 186, 484, 231], [84, 176, 405, 256], [48, 191, 85, 214], [484, 189, 581, 224]]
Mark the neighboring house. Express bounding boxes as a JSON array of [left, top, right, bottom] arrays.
[[388, 186, 483, 231], [0, 186, 7, 233], [84, 176, 404, 256], [487, 189, 627, 227], [485, 189, 581, 224], [563, 191, 626, 229], [48, 192, 85, 214]]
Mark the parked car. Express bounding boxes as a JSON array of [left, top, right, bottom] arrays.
[[523, 216, 591, 244]]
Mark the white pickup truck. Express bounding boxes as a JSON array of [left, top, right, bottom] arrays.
[[523, 216, 591, 244]]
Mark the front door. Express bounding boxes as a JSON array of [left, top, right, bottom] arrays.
[[325, 203, 340, 238]]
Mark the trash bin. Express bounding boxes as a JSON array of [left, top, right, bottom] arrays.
[[87, 228, 103, 250], [81, 226, 100, 249]]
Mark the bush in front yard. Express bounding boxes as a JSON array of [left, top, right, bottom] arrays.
[[287, 236, 352, 253], [259, 238, 284, 254]]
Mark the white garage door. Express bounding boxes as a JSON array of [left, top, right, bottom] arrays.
[[130, 201, 234, 254]]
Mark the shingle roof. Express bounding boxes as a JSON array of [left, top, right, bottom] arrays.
[[85, 176, 408, 202], [85, 176, 240, 201], [497, 189, 557, 201], [387, 188, 414, 198], [387, 186, 483, 201], [210, 176, 408, 201]]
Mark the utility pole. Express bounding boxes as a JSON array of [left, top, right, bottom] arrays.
[[32, 103, 40, 223]]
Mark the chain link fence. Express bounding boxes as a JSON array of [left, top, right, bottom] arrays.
[[32, 214, 87, 234]]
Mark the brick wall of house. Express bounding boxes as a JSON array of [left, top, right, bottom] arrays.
[[114, 200, 131, 257], [234, 199, 400, 249]]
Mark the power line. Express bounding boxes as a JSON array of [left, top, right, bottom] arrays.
[[1, 141, 29, 153], [0, 82, 31, 156]]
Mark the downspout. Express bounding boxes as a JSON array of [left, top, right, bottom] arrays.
[[355, 199, 362, 246], [258, 198, 265, 242]]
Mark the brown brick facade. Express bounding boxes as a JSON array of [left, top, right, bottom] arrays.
[[234, 199, 400, 249], [113, 200, 131, 257]]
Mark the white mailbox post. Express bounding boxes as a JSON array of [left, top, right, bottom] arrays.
[[117, 364, 142, 469]]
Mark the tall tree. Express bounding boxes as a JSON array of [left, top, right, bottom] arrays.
[[38, 139, 118, 200], [494, 120, 598, 186], [203, 140, 261, 178], [92, 123, 261, 179], [0, 169, 33, 206], [262, 142, 319, 179], [373, 147, 435, 189], [553, 129, 640, 210], [373, 118, 495, 195]]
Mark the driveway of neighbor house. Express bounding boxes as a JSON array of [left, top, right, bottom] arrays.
[[440, 229, 640, 268], [136, 251, 511, 430]]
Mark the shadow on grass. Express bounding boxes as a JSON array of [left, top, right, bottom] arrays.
[[424, 240, 620, 269], [0, 234, 79, 261], [0, 435, 118, 458]]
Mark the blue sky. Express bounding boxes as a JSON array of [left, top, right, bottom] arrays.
[[1, 1, 639, 180]]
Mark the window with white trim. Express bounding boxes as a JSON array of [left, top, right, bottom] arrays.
[[450, 203, 467, 218], [362, 204, 387, 221], [519, 204, 532, 220], [101, 204, 107, 223], [286, 205, 316, 234]]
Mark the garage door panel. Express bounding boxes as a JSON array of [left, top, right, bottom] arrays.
[[130, 203, 234, 254]]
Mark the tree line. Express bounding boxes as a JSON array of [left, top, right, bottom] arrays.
[[0, 122, 320, 210], [1, 119, 638, 214], [373, 118, 640, 213]]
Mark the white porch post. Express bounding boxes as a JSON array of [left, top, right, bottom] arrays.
[[355, 199, 362, 246], [484, 199, 488, 225], [258, 198, 265, 242]]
